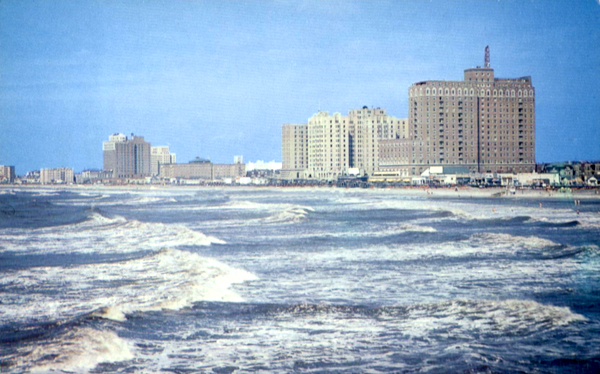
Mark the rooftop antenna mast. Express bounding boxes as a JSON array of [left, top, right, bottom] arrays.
[[484, 45, 490, 68]]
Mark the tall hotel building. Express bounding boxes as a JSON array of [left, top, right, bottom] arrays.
[[281, 108, 407, 180], [103, 134, 152, 178], [381, 47, 535, 175]]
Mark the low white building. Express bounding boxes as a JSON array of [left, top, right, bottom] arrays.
[[421, 166, 471, 185], [499, 173, 560, 187]]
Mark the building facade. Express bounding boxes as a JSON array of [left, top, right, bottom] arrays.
[[41, 168, 74, 184], [103, 134, 152, 179], [160, 158, 245, 181], [382, 48, 535, 175], [282, 108, 407, 180], [306, 111, 350, 180], [281, 124, 308, 180], [347, 107, 408, 176], [151, 146, 176, 176]]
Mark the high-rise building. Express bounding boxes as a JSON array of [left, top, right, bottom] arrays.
[[281, 124, 308, 180], [281, 108, 407, 180], [103, 134, 152, 178], [306, 111, 350, 180], [151, 146, 176, 176], [381, 47, 535, 175], [347, 107, 408, 176]]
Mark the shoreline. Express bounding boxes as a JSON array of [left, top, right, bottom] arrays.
[[2, 184, 599, 200]]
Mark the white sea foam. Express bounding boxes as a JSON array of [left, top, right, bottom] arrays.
[[0, 248, 258, 324], [125, 298, 588, 373], [262, 206, 313, 224], [397, 223, 437, 233], [468, 232, 560, 250], [394, 299, 588, 339], [21, 327, 134, 373], [1, 213, 225, 255]]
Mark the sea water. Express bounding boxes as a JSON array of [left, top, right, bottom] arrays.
[[1, 187, 599, 373]]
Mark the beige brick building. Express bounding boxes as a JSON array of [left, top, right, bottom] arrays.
[[381, 48, 535, 175]]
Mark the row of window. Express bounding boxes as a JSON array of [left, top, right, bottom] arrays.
[[411, 87, 534, 97]]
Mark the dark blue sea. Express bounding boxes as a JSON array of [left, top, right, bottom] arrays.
[[1, 187, 599, 373]]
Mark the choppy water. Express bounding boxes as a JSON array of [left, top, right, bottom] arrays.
[[1, 187, 599, 373]]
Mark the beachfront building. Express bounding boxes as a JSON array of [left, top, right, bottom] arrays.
[[347, 107, 408, 177], [160, 157, 245, 181], [0, 165, 16, 183], [103, 134, 152, 179], [281, 124, 308, 180], [282, 108, 407, 181], [382, 47, 535, 176], [40, 167, 74, 184], [151, 146, 176, 176], [306, 111, 350, 180]]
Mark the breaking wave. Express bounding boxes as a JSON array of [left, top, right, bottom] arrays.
[[468, 232, 560, 250], [14, 327, 133, 373], [0, 248, 258, 324], [1, 212, 225, 255], [276, 299, 587, 337], [262, 206, 314, 224]]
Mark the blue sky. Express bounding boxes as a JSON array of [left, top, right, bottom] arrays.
[[1, 0, 599, 174]]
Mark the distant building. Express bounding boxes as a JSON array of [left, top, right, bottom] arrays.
[[160, 158, 212, 179], [151, 146, 176, 176], [75, 169, 113, 184], [213, 163, 246, 180], [103, 133, 152, 178], [0, 165, 16, 183], [159, 157, 245, 181], [537, 161, 600, 185], [41, 168, 74, 184], [24, 170, 41, 184]]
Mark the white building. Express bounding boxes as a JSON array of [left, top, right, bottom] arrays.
[[151, 146, 176, 176]]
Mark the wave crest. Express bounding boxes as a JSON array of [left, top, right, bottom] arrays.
[[0, 248, 258, 324], [14, 327, 133, 373]]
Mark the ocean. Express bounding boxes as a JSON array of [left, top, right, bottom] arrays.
[[1, 187, 599, 373]]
